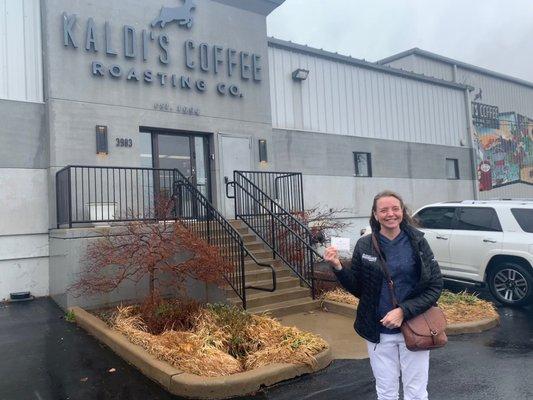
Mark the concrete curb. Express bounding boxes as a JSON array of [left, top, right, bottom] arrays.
[[321, 300, 500, 335], [70, 306, 333, 399]]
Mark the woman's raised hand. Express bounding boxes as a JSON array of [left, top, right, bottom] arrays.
[[324, 246, 342, 270]]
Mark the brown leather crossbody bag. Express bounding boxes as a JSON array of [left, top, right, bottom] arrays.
[[371, 234, 447, 351]]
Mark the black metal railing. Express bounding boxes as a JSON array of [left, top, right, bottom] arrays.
[[230, 171, 321, 296], [173, 174, 276, 308], [237, 171, 304, 214], [56, 165, 276, 309], [56, 165, 182, 227]]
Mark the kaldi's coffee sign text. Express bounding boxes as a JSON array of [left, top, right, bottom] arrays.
[[61, 10, 262, 99]]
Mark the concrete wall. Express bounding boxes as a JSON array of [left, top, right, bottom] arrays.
[[0, 99, 49, 300], [0, 169, 49, 299], [272, 128, 475, 240], [49, 227, 227, 310], [272, 129, 474, 180], [0, 99, 47, 168]]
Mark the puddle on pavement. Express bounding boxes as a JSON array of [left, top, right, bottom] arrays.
[[484, 339, 533, 352]]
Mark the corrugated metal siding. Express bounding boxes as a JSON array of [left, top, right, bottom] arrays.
[[381, 55, 416, 74], [410, 55, 454, 81], [385, 54, 454, 81], [457, 68, 533, 117], [269, 46, 468, 147], [0, 0, 42, 102], [384, 53, 533, 117]]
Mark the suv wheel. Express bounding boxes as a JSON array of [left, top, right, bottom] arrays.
[[488, 262, 533, 306]]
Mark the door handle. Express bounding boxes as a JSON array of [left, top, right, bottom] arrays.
[[436, 236, 448, 240], [483, 239, 497, 243]]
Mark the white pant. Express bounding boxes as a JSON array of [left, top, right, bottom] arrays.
[[366, 333, 430, 400]]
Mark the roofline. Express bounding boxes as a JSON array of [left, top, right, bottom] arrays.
[[211, 0, 284, 16], [267, 38, 470, 91], [378, 48, 533, 90]]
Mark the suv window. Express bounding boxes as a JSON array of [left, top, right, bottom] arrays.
[[511, 208, 533, 233], [414, 207, 456, 229], [455, 207, 502, 232]]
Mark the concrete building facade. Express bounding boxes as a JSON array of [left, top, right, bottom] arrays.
[[0, 0, 529, 303]]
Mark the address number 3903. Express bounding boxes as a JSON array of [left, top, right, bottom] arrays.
[[116, 138, 133, 147]]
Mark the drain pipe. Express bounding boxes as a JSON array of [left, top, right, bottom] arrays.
[[464, 87, 480, 200]]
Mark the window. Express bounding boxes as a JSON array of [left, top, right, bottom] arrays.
[[455, 207, 502, 231], [511, 209, 533, 233], [446, 158, 459, 179], [414, 207, 456, 229], [354, 152, 372, 177], [139, 131, 153, 168]]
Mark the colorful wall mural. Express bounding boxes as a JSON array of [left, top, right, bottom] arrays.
[[472, 102, 533, 192]]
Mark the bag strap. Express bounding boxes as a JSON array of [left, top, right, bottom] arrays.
[[371, 233, 399, 308]]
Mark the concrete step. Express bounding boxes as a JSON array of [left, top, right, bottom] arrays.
[[226, 276, 301, 298], [247, 298, 321, 318], [248, 276, 302, 293], [245, 266, 291, 282], [230, 287, 310, 309], [245, 249, 273, 260], [244, 258, 282, 271], [241, 233, 259, 243], [244, 241, 267, 251], [192, 224, 249, 235]]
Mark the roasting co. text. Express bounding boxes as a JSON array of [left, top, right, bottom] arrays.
[[61, 13, 263, 98]]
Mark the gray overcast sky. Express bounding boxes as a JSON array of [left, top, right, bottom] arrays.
[[267, 0, 533, 82]]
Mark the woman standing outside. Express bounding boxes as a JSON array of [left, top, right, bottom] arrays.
[[324, 191, 443, 400]]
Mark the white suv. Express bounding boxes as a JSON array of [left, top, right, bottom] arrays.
[[412, 200, 533, 306]]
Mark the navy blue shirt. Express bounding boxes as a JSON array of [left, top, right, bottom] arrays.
[[378, 230, 419, 334]]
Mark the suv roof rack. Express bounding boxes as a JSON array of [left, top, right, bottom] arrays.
[[488, 198, 533, 201], [456, 199, 533, 205]]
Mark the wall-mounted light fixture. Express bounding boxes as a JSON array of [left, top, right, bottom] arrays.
[[258, 139, 268, 163], [95, 125, 108, 155], [292, 68, 309, 81]]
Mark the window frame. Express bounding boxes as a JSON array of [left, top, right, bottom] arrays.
[[454, 207, 502, 232], [413, 206, 458, 230], [353, 152, 372, 177], [446, 158, 459, 180], [510, 208, 533, 233]]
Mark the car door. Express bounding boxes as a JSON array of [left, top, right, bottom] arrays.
[[413, 206, 456, 270], [448, 207, 504, 279]]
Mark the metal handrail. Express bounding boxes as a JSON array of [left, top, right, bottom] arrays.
[[55, 165, 276, 308], [173, 174, 276, 304], [233, 172, 310, 232], [274, 172, 303, 208], [237, 170, 305, 215], [231, 171, 322, 296]]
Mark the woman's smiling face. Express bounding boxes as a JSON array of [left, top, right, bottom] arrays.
[[374, 196, 403, 231]]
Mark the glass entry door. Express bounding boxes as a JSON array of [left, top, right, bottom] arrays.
[[139, 130, 211, 208]]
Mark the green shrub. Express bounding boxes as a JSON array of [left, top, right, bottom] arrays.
[[206, 303, 252, 358], [65, 309, 76, 322]]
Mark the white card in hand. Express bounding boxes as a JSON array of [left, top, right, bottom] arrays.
[[330, 236, 350, 252]]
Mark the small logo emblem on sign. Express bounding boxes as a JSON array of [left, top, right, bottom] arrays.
[[151, 0, 196, 29]]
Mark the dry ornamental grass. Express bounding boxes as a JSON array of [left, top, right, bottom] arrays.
[[437, 290, 499, 324], [321, 288, 498, 324], [106, 303, 328, 377], [321, 288, 359, 307]]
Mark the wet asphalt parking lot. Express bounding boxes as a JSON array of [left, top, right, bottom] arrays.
[[0, 283, 531, 400]]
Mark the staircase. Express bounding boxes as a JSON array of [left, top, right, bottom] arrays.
[[226, 220, 320, 317]]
